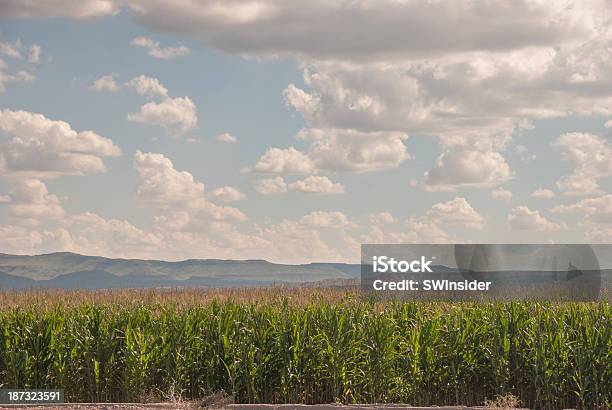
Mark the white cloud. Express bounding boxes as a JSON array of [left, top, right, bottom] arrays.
[[605, 120, 612, 128], [300, 211, 351, 228], [201, 202, 247, 222], [254, 128, 409, 175], [0, 67, 35, 93], [508, 206, 563, 231], [0, 39, 39, 92], [554, 132, 612, 196], [368, 212, 395, 225], [0, 0, 119, 19], [91, 74, 170, 99], [301, 128, 409, 173], [490, 187, 512, 202], [0, 40, 22, 59], [128, 96, 197, 135], [216, 132, 237, 143], [531, 188, 556, 199], [425, 197, 485, 229], [404, 217, 452, 243], [130, 36, 190, 60], [552, 194, 612, 224], [4, 0, 612, 261], [210, 186, 246, 202], [259, 217, 358, 263], [28, 44, 41, 64], [253, 147, 315, 174], [89, 74, 120, 92], [64, 212, 161, 258], [425, 149, 512, 189], [133, 150, 205, 209], [0, 109, 120, 179], [288, 175, 345, 194], [12, 2, 612, 186], [4, 179, 64, 224], [365, 199, 479, 245], [125, 75, 168, 99], [0, 225, 78, 256], [253, 176, 287, 195]]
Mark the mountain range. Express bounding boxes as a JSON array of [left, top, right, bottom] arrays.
[[0, 252, 360, 289]]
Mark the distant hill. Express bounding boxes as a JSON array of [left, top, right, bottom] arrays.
[[0, 252, 361, 289]]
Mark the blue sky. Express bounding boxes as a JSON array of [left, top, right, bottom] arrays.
[[0, 1, 611, 263]]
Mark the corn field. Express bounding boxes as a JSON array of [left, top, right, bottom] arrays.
[[0, 290, 610, 409]]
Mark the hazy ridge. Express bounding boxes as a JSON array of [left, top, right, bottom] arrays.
[[0, 252, 360, 289]]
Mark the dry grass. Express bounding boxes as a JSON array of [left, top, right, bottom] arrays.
[[484, 393, 523, 409]]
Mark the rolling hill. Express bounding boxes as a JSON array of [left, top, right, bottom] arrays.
[[0, 252, 360, 289]]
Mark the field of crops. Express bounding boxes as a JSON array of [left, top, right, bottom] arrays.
[[0, 288, 610, 409]]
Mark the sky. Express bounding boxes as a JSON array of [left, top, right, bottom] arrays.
[[0, 0, 611, 263]]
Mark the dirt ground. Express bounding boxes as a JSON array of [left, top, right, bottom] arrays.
[[0, 404, 525, 410]]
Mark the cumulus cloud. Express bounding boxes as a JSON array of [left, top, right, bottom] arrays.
[[490, 187, 512, 202], [363, 215, 451, 244], [0, 39, 40, 92], [0, 109, 120, 179], [130, 36, 190, 60], [554, 133, 612, 196], [125, 75, 168, 99], [425, 197, 485, 229], [0, 224, 45, 254], [368, 212, 395, 225], [216, 132, 237, 143], [425, 149, 512, 189], [133, 151, 247, 227], [4, 179, 64, 224], [253, 129, 409, 175], [4, 0, 612, 259], [404, 217, 452, 244], [364, 200, 484, 244], [259, 217, 358, 263], [0, 40, 22, 59], [531, 188, 556, 199], [300, 211, 351, 228], [133, 150, 205, 209], [91, 74, 170, 99], [300, 128, 409, 173], [128, 96, 197, 135], [288, 175, 345, 194], [0, 0, 119, 19], [210, 186, 246, 202], [253, 147, 315, 174], [0, 66, 35, 93], [10, 2, 612, 161], [508, 206, 563, 231], [91, 74, 196, 135], [0, 39, 41, 64], [89, 74, 120, 92], [65, 212, 161, 258], [201, 202, 247, 222], [552, 194, 612, 224], [253, 176, 287, 195]]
